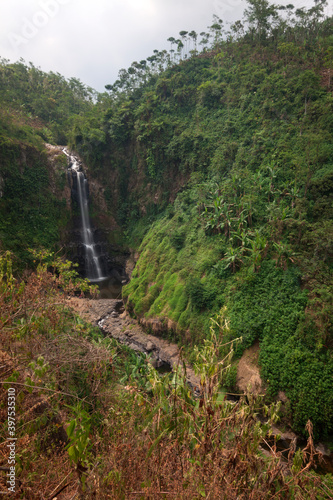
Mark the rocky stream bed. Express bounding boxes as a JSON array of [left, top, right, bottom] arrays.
[[67, 296, 333, 474], [66, 297, 201, 388]]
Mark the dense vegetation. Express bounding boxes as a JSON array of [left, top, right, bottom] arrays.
[[0, 59, 97, 266], [0, 0, 333, 495], [95, 1, 332, 438], [1, 253, 332, 498], [0, 58, 96, 144]]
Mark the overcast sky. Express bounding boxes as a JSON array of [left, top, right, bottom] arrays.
[[1, 0, 331, 93]]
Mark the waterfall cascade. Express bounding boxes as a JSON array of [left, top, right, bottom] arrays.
[[63, 148, 106, 282]]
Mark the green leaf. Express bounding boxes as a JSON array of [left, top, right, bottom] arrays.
[[67, 445, 79, 464], [198, 483, 206, 497], [66, 420, 76, 439]]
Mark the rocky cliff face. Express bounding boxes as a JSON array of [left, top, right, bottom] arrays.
[[46, 144, 129, 280]]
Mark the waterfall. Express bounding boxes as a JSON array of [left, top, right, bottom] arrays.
[[63, 148, 105, 281]]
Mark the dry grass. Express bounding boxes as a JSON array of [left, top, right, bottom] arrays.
[[0, 256, 332, 499]]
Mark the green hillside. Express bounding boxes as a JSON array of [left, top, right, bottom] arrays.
[[73, 2, 332, 437], [0, 59, 98, 266], [0, 1, 333, 495], [1, 0, 332, 437]]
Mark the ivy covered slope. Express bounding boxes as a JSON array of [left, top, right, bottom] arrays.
[[91, 5, 332, 437], [0, 60, 96, 265]]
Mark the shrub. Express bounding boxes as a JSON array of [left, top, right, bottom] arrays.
[[185, 275, 217, 310]]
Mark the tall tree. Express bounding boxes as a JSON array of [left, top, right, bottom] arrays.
[[244, 0, 279, 42], [179, 31, 189, 57], [189, 30, 198, 54]]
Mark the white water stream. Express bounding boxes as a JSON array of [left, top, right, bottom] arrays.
[[63, 148, 106, 281]]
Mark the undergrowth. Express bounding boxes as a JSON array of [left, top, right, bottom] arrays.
[[0, 251, 332, 499]]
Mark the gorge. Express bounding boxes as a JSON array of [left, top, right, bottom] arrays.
[[0, 2, 332, 496]]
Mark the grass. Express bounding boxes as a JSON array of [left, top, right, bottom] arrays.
[[1, 260, 331, 498]]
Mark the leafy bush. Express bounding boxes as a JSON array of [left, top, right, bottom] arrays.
[[185, 275, 217, 311]]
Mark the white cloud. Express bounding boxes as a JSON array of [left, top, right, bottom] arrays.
[[0, 0, 330, 92]]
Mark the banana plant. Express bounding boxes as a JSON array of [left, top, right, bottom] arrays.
[[223, 245, 244, 273], [273, 241, 297, 269], [248, 230, 268, 272], [231, 227, 251, 250]]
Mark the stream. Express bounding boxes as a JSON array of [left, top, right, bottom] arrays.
[[67, 297, 199, 386], [63, 146, 333, 476], [67, 295, 333, 475]]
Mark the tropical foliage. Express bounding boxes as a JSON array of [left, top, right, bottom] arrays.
[[0, 0, 332, 494], [0, 255, 331, 497]]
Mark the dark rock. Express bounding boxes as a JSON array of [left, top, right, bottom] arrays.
[[146, 341, 155, 352]]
